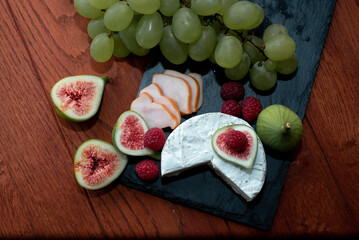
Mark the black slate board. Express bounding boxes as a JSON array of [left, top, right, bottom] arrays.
[[118, 0, 336, 231]]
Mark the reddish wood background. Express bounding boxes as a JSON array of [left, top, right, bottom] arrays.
[[0, 0, 358, 238]]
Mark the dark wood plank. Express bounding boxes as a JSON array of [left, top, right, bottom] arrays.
[[0, 0, 358, 238], [303, 0, 359, 228], [0, 1, 105, 238], [3, 0, 194, 238], [270, 0, 359, 236], [4, 1, 241, 238]]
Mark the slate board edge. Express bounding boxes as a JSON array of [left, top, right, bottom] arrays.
[[118, 0, 337, 231]]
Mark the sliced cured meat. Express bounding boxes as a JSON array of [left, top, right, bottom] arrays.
[[187, 72, 203, 111], [130, 93, 178, 129], [163, 69, 200, 112], [139, 83, 181, 124], [152, 74, 192, 115]]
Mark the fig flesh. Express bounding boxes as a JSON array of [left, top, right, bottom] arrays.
[[256, 104, 303, 152], [212, 124, 258, 169], [74, 139, 128, 190], [51, 75, 109, 122], [112, 110, 160, 159]]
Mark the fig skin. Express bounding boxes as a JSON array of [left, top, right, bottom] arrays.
[[112, 110, 161, 160], [211, 124, 258, 169], [51, 75, 109, 122], [74, 139, 128, 190], [256, 104, 303, 152]]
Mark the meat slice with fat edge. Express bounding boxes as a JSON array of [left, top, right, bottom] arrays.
[[163, 69, 200, 112], [130, 92, 178, 129], [187, 72, 203, 111], [152, 74, 192, 115], [139, 83, 181, 124]]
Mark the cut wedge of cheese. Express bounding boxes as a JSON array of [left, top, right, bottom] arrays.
[[164, 69, 200, 112], [210, 138, 266, 201], [161, 113, 266, 201], [130, 93, 178, 129], [188, 72, 203, 111], [152, 74, 192, 115], [139, 83, 181, 124]]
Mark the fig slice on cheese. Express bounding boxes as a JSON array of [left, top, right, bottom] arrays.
[[130, 92, 179, 129], [139, 83, 181, 124], [164, 69, 200, 112], [161, 113, 266, 201], [152, 74, 192, 115], [187, 72, 203, 111]]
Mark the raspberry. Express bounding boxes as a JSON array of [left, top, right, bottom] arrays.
[[220, 82, 245, 101], [144, 128, 166, 151], [225, 130, 248, 152], [221, 99, 241, 117], [241, 97, 262, 122], [135, 159, 159, 181]]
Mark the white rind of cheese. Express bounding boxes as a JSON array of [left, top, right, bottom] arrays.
[[210, 139, 266, 201], [161, 112, 266, 201]]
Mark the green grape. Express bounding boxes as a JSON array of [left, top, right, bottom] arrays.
[[262, 24, 288, 43], [264, 34, 296, 61], [133, 12, 143, 22], [276, 54, 298, 75], [264, 59, 278, 71], [215, 35, 242, 68], [89, 0, 118, 9], [90, 33, 114, 62], [208, 32, 226, 64], [210, 20, 222, 33], [87, 15, 111, 39], [104, 2, 134, 31], [191, 0, 222, 16], [119, 19, 150, 56], [216, 32, 226, 42], [160, 25, 188, 65], [127, 0, 160, 15], [189, 26, 217, 61], [246, 4, 264, 29], [159, 0, 180, 17], [172, 8, 202, 43], [209, 52, 216, 64], [112, 32, 131, 58], [250, 61, 277, 91], [228, 30, 243, 44], [224, 52, 250, 81], [217, 0, 237, 15], [243, 35, 265, 64], [135, 12, 163, 49], [223, 1, 261, 30], [74, 0, 103, 19]]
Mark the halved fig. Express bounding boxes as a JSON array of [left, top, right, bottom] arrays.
[[212, 124, 258, 169], [163, 69, 200, 113], [112, 110, 159, 159], [51, 75, 108, 122], [139, 83, 181, 124], [74, 139, 128, 190]]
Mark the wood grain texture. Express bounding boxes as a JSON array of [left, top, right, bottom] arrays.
[[0, 0, 358, 238]]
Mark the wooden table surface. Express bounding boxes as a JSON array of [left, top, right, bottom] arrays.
[[1, 0, 358, 238]]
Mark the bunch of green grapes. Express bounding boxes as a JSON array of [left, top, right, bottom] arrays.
[[75, 0, 298, 91], [224, 23, 298, 91]]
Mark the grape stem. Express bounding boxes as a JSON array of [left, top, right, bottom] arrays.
[[213, 14, 267, 58], [181, 0, 192, 8]]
